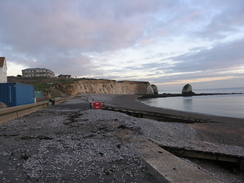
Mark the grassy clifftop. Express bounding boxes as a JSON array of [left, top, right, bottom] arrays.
[[7, 76, 75, 98], [8, 76, 74, 91]]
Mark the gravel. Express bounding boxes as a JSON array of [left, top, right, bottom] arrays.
[[0, 95, 243, 182], [0, 96, 166, 182]]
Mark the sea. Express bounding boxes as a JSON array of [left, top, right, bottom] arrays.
[[139, 87, 244, 118]]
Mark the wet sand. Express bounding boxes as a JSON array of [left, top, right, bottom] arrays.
[[105, 94, 244, 147]]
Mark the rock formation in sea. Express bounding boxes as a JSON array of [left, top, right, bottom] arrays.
[[182, 84, 195, 95], [151, 84, 158, 94]]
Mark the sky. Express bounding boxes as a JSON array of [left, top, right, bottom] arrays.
[[0, 0, 244, 92]]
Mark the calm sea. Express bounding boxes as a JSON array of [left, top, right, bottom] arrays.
[[139, 87, 244, 118]]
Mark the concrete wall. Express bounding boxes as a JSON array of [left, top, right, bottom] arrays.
[[0, 101, 49, 124]]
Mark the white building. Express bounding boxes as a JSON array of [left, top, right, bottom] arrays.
[[0, 57, 7, 83], [22, 68, 55, 77]]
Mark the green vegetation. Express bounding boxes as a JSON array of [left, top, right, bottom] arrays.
[[7, 76, 77, 98], [33, 78, 74, 91], [33, 82, 52, 91], [7, 76, 74, 91]]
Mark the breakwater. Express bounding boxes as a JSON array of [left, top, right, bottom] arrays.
[[138, 92, 243, 99]]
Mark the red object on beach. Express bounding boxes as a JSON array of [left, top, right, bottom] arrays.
[[93, 102, 102, 109]]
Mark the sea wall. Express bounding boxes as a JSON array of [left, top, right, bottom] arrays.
[[54, 79, 157, 95]]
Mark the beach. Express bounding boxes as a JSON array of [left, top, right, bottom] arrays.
[[0, 94, 243, 182], [87, 94, 244, 181], [95, 94, 244, 147]]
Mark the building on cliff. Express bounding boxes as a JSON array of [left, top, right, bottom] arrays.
[[0, 57, 7, 83], [22, 68, 55, 77], [58, 74, 71, 78]]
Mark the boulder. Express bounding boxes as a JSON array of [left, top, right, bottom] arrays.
[[182, 84, 195, 95]]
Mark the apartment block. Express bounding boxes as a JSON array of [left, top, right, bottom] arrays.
[[22, 68, 55, 77]]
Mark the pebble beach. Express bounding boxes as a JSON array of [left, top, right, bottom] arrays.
[[0, 94, 243, 182]]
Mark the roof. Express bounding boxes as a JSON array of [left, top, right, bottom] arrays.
[[22, 68, 50, 71], [23, 68, 48, 70], [0, 57, 5, 67]]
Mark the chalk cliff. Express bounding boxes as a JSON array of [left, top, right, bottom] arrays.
[[54, 79, 157, 95]]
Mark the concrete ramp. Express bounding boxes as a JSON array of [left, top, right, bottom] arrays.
[[135, 138, 221, 183]]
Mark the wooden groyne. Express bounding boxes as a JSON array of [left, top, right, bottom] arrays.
[[103, 105, 211, 123], [159, 145, 244, 171]]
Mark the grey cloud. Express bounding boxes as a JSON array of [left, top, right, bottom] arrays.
[[169, 38, 244, 73], [48, 55, 94, 76], [144, 53, 165, 60], [0, 0, 243, 83], [148, 0, 244, 41], [0, 0, 171, 53], [195, 0, 244, 40], [140, 62, 173, 72], [0, 0, 174, 76], [7, 50, 95, 77]]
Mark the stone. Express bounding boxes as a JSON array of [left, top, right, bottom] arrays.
[[182, 84, 195, 95]]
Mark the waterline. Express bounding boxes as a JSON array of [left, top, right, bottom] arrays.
[[139, 94, 244, 118]]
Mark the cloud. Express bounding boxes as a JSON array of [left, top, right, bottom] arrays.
[[169, 38, 244, 73], [89, 37, 244, 84], [0, 0, 243, 90], [0, 0, 172, 53], [0, 0, 175, 76], [194, 0, 244, 40]]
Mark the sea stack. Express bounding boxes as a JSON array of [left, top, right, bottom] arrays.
[[182, 84, 195, 95], [151, 84, 158, 94]]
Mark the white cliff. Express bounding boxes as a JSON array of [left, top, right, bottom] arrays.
[[55, 79, 158, 95]]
